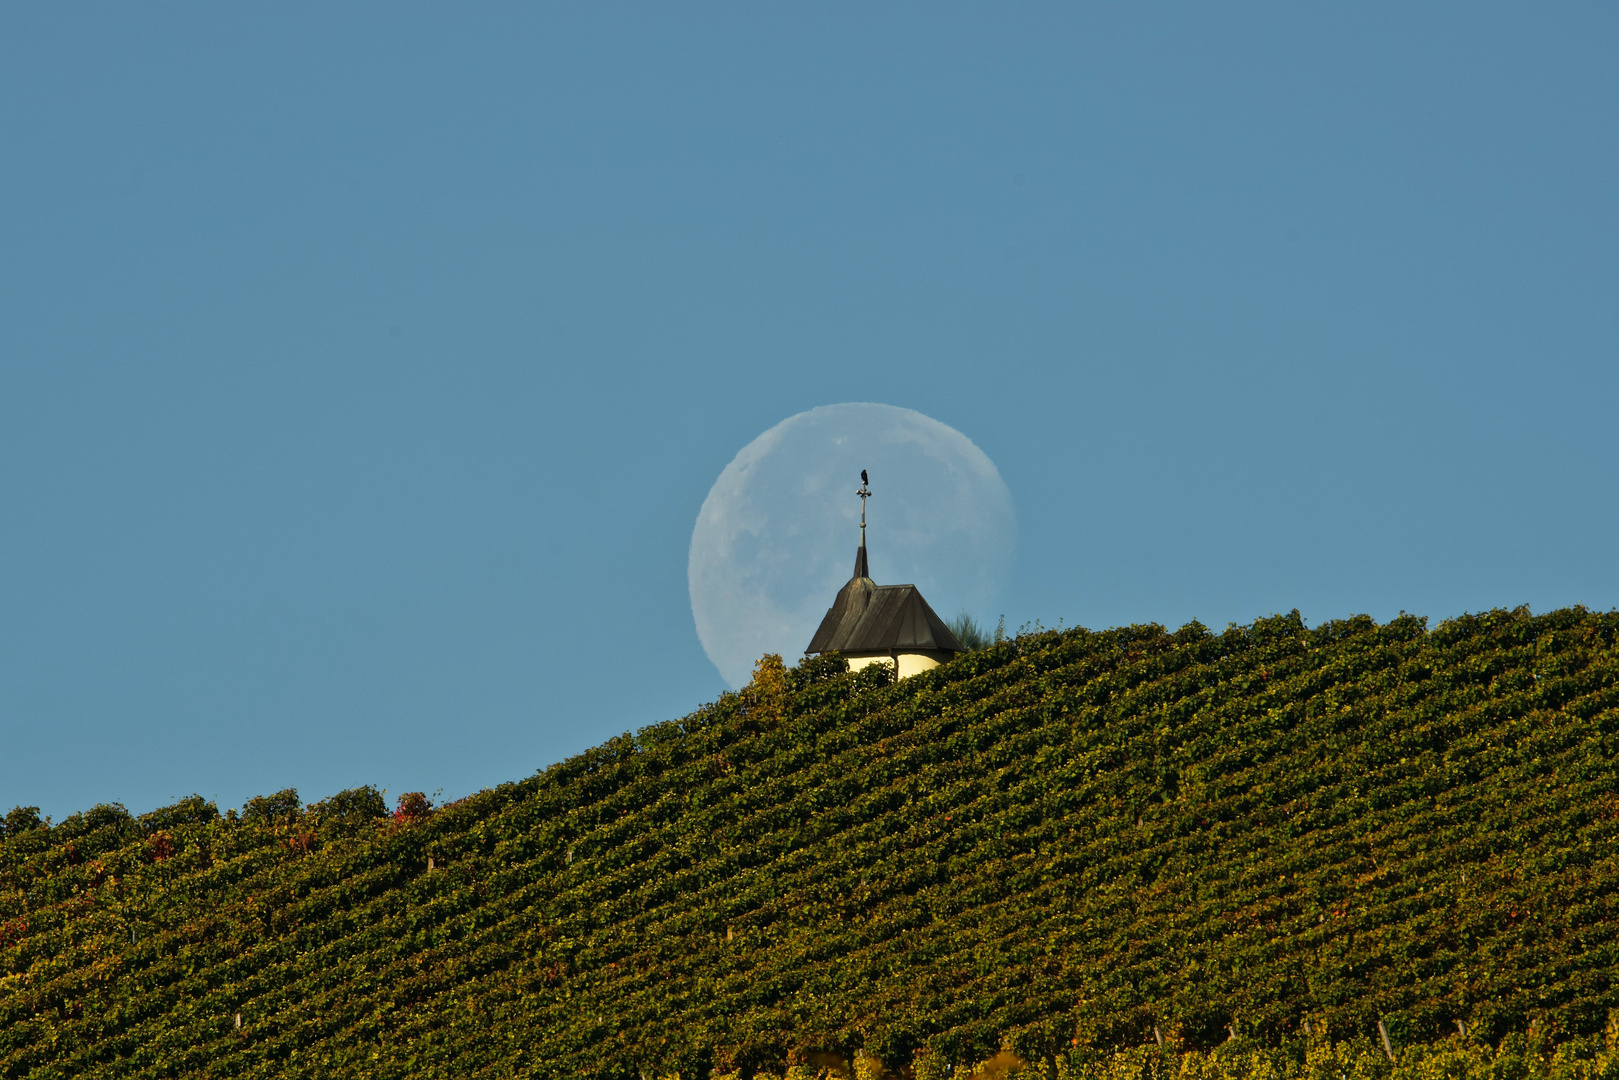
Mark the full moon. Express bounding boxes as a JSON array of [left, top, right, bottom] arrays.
[[689, 402, 1016, 688]]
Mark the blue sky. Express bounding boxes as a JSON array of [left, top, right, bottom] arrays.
[[3, 4, 1616, 821]]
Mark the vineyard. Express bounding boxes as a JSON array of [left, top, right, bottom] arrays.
[[3, 605, 1619, 1079]]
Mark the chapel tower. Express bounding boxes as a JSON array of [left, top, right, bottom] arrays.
[[804, 470, 964, 679]]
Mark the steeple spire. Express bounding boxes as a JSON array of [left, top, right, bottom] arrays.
[[854, 469, 871, 580], [806, 463, 963, 668]]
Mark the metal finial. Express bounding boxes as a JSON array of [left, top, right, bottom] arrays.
[[857, 470, 871, 546], [852, 470, 872, 580]]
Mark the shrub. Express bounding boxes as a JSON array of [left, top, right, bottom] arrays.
[[393, 791, 432, 822], [241, 788, 302, 827], [138, 794, 218, 833], [0, 805, 42, 838], [309, 785, 388, 834]]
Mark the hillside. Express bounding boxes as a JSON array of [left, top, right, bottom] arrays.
[[3, 606, 1618, 1079]]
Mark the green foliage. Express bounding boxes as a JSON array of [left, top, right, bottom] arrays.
[[136, 795, 217, 835], [0, 808, 42, 840], [951, 611, 992, 651], [1053, 1029, 1619, 1080], [56, 803, 133, 841], [3, 606, 1619, 1079], [308, 786, 388, 835], [240, 788, 302, 828]]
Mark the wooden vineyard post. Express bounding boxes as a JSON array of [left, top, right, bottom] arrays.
[[1456, 1019, 1466, 1039], [1378, 1021, 1395, 1062]]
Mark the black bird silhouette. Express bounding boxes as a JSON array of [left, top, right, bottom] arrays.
[[861, 469, 868, 484]]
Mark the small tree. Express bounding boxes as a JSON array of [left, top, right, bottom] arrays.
[[394, 792, 433, 823], [949, 611, 991, 651], [747, 653, 790, 726]]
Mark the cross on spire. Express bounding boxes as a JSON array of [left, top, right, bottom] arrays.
[[854, 469, 871, 580], [858, 469, 870, 543]]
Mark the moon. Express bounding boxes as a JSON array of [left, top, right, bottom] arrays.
[[689, 402, 1016, 688]]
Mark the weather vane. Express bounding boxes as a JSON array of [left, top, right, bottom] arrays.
[[857, 469, 870, 548]]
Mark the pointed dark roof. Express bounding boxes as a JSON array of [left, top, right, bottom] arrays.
[[805, 540, 964, 655]]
